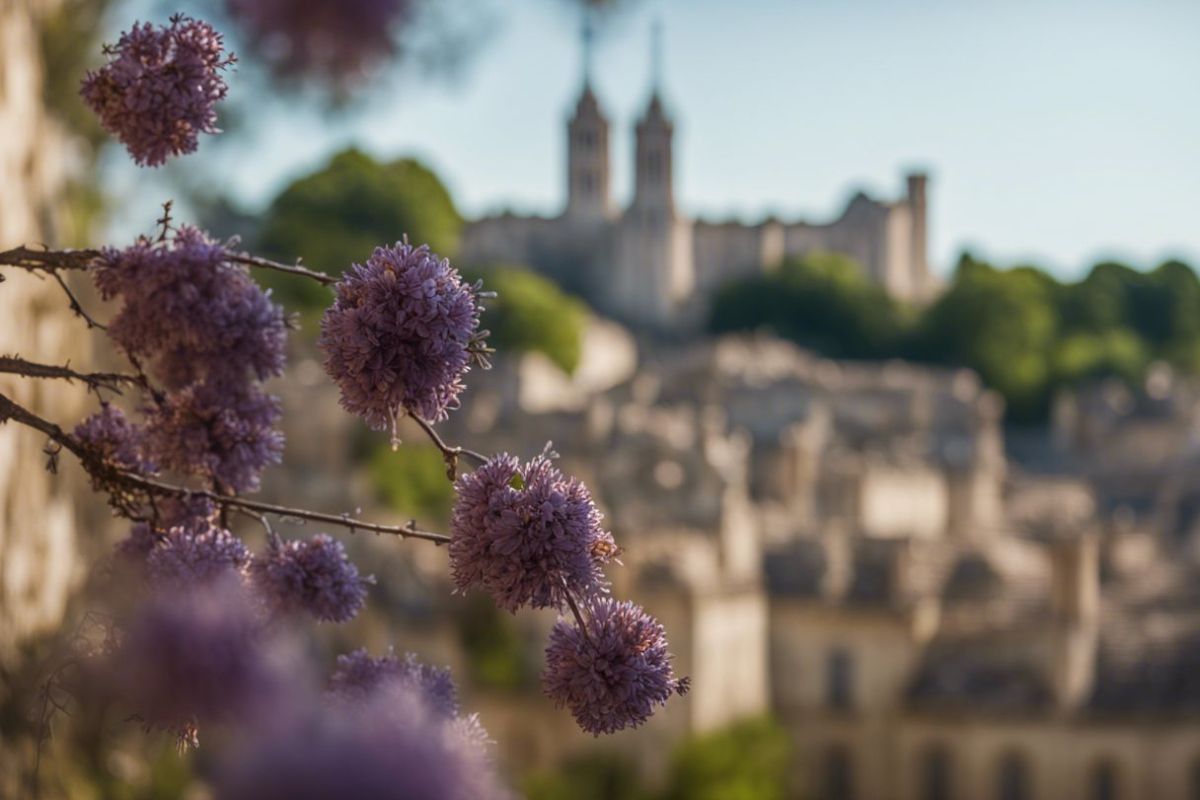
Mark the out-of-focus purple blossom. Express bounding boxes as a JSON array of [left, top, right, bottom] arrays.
[[80, 15, 234, 167], [111, 579, 283, 742], [224, 0, 414, 84], [328, 648, 457, 718], [449, 454, 618, 613], [216, 681, 508, 800], [146, 520, 251, 586], [74, 404, 156, 475], [94, 226, 288, 391], [251, 535, 370, 623], [542, 597, 689, 736], [319, 242, 482, 430], [146, 382, 283, 494]]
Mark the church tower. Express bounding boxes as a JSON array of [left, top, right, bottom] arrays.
[[565, 19, 612, 220], [611, 22, 695, 331]]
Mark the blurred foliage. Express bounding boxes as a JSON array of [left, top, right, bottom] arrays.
[[466, 266, 587, 375], [524, 717, 792, 800], [525, 750, 649, 800], [367, 443, 455, 523], [710, 252, 911, 360], [661, 717, 793, 800], [710, 250, 1200, 423], [256, 147, 463, 311], [455, 592, 536, 692]]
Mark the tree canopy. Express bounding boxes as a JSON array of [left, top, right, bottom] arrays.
[[256, 147, 463, 310], [709, 251, 1200, 423]]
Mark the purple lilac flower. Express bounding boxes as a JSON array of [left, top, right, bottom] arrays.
[[542, 597, 689, 736], [251, 535, 371, 623], [80, 15, 234, 167], [224, 0, 414, 83], [114, 494, 217, 562], [74, 404, 155, 474], [145, 382, 284, 493], [216, 682, 507, 800], [318, 242, 482, 430], [94, 226, 288, 391], [111, 579, 282, 741], [328, 648, 457, 718], [449, 454, 618, 613], [146, 520, 251, 586]]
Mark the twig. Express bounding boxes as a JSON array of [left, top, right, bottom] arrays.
[[227, 252, 337, 286], [0, 390, 450, 545], [408, 413, 489, 480], [562, 582, 592, 646], [0, 356, 138, 394], [50, 272, 106, 330]]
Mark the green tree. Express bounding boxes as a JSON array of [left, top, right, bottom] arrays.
[[467, 267, 588, 375], [911, 255, 1059, 420], [524, 752, 647, 800], [256, 148, 462, 310], [455, 593, 536, 693], [709, 252, 910, 359], [661, 717, 793, 800]]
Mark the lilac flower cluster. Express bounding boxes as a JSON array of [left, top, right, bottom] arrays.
[[449, 454, 617, 613], [74, 404, 155, 475], [144, 382, 283, 494], [80, 15, 234, 167], [543, 597, 690, 736], [449, 451, 686, 734], [94, 225, 287, 391], [328, 648, 457, 718], [319, 242, 483, 430], [251, 535, 371, 623], [146, 519, 251, 586], [224, 0, 414, 83], [216, 681, 507, 800], [93, 225, 287, 492]]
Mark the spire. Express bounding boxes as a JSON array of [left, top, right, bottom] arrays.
[[650, 18, 664, 96], [581, 11, 596, 88]]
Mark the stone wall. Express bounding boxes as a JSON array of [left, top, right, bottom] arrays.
[[0, 0, 90, 662]]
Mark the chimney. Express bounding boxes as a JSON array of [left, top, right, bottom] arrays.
[[1050, 531, 1101, 709]]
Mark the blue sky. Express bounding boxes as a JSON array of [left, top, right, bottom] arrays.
[[110, 0, 1200, 278]]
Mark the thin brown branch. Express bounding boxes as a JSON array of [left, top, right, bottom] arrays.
[[0, 356, 138, 394], [227, 252, 337, 286], [0, 390, 450, 546], [50, 272, 106, 330], [562, 583, 593, 646], [408, 413, 489, 481]]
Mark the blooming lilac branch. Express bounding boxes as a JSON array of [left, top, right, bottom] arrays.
[[0, 390, 450, 545], [0, 245, 336, 290]]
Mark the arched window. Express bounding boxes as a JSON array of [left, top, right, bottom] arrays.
[[921, 744, 952, 800], [997, 751, 1030, 800], [824, 744, 855, 800], [1090, 758, 1118, 800], [827, 647, 853, 710]]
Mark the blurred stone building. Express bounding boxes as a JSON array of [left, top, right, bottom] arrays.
[[449, 332, 1200, 800], [460, 33, 933, 332]]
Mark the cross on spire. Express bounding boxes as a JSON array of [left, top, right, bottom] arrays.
[[581, 12, 595, 87], [651, 19, 664, 95]]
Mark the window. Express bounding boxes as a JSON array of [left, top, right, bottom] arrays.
[[827, 648, 853, 710], [997, 751, 1030, 800], [1090, 759, 1117, 800], [921, 744, 952, 800], [824, 744, 854, 800]]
